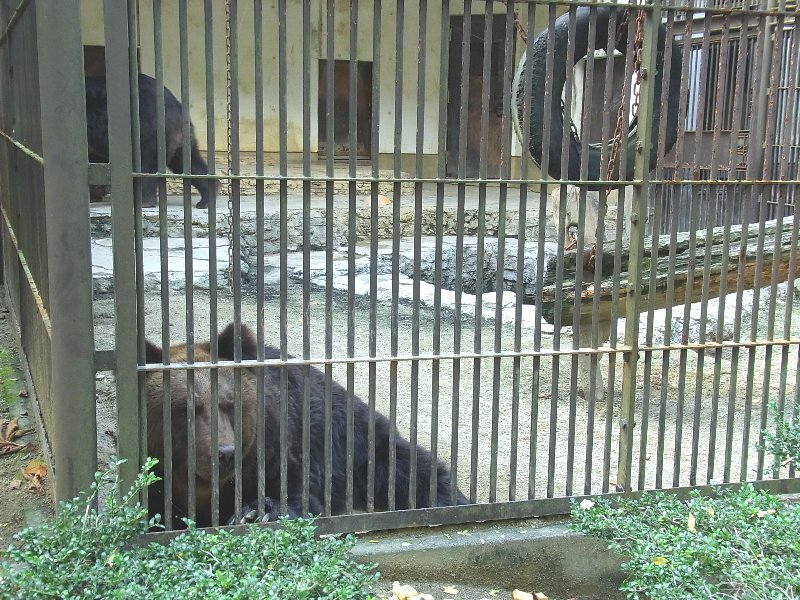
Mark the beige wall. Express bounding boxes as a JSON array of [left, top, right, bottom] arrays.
[[80, 1, 557, 168]]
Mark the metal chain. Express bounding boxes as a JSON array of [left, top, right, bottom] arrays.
[[225, 0, 234, 289], [607, 7, 646, 189]]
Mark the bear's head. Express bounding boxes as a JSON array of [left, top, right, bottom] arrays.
[[143, 323, 259, 520]]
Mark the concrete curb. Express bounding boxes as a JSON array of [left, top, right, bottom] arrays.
[[351, 519, 625, 599]]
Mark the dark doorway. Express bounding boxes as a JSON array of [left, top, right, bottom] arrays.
[[318, 60, 373, 160], [446, 15, 512, 178]]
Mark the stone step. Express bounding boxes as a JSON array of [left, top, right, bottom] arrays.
[[92, 236, 230, 295]]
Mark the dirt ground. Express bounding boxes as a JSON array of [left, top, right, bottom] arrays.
[[0, 292, 55, 550]]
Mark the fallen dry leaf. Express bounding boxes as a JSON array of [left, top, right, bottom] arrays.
[[9, 479, 21, 489], [512, 590, 534, 600], [0, 419, 32, 456], [22, 458, 47, 491], [687, 512, 697, 534], [534, 594, 549, 600], [18, 389, 29, 398], [391, 581, 419, 600], [757, 509, 776, 518], [442, 586, 459, 595]]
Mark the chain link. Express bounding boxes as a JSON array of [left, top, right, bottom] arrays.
[[501, 0, 528, 43], [225, 0, 234, 290]]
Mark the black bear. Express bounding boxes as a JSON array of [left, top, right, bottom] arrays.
[[143, 323, 468, 527], [86, 73, 215, 208]]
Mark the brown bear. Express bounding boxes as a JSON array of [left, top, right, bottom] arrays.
[[143, 322, 468, 528]]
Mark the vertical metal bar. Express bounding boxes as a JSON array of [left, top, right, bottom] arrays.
[[576, 6, 598, 495], [202, 0, 221, 528], [368, 0, 382, 512], [323, 0, 335, 516], [471, 0, 491, 505], [388, 0, 405, 511], [521, 0, 537, 500], [494, 2, 514, 501], [452, 0, 471, 506], [36, 0, 96, 503], [278, 0, 289, 516], [430, 0, 449, 505], [254, 0, 267, 519], [600, 8, 620, 494], [344, 0, 356, 515], [301, 0, 313, 516], [544, 3, 559, 499], [177, 0, 196, 523], [103, 0, 139, 495], [617, 0, 661, 492], [409, 0, 426, 509], [151, 0, 174, 529], [227, 0, 244, 524], [558, 6, 578, 498]]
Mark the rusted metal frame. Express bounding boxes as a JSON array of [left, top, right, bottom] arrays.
[[344, 0, 356, 515], [598, 7, 619, 494], [761, 12, 797, 480], [254, 0, 267, 520], [137, 337, 800, 373], [367, 0, 382, 513], [202, 0, 221, 528], [710, 8, 752, 486], [409, 0, 427, 509], [670, 8, 713, 489], [496, 4, 515, 502], [388, 0, 405, 512], [725, 10, 767, 483], [637, 7, 678, 491], [451, 0, 471, 506], [470, 0, 492, 505], [36, 0, 96, 503], [538, 2, 557, 499], [103, 0, 141, 498], [689, 5, 735, 488], [746, 6, 784, 482], [617, 0, 662, 492], [519, 0, 537, 501], [430, 0, 450, 505], [176, 0, 197, 523], [144, 475, 800, 543]]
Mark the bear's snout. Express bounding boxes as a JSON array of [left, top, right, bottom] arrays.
[[218, 444, 235, 470]]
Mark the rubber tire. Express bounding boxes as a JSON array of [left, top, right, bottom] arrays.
[[512, 6, 683, 188]]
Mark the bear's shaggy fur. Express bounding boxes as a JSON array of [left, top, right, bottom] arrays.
[[86, 73, 215, 208], [143, 323, 468, 527]]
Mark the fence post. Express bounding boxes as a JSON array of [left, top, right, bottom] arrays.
[[35, 0, 97, 503], [102, 0, 142, 497], [617, 0, 662, 491]]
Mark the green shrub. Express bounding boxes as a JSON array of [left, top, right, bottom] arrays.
[[0, 459, 377, 599], [761, 402, 800, 472], [570, 485, 800, 599]]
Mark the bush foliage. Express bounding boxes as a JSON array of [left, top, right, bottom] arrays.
[[0, 459, 377, 599]]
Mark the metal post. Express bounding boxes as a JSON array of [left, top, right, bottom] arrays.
[[103, 0, 140, 494], [35, 0, 96, 503], [617, 0, 662, 491]]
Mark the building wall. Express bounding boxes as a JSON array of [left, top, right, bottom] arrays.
[[80, 1, 552, 175]]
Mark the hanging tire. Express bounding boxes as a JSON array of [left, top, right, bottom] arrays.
[[512, 6, 683, 188]]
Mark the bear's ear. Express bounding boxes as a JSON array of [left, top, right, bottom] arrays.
[[218, 322, 258, 361], [144, 340, 163, 364]]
